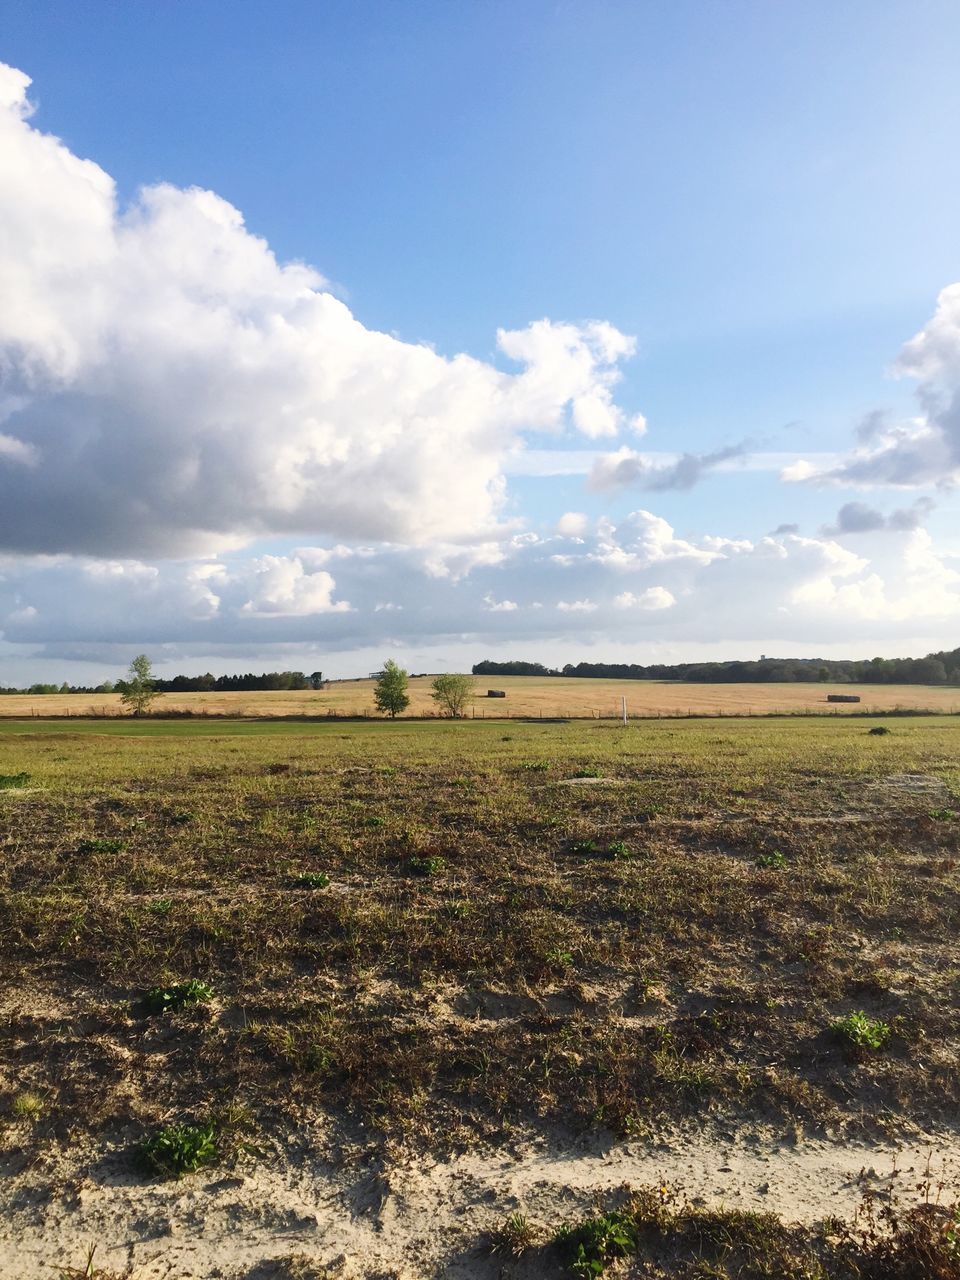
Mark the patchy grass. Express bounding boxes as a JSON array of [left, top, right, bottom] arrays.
[[0, 770, 30, 789], [545, 1183, 960, 1278], [0, 715, 958, 1152]]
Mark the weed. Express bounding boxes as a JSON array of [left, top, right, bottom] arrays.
[[292, 871, 330, 889], [363, 815, 386, 827], [406, 854, 446, 876], [142, 978, 214, 1014], [145, 897, 174, 915], [606, 840, 633, 860], [929, 808, 957, 822], [755, 850, 787, 870], [518, 760, 549, 772], [573, 767, 602, 779], [138, 1119, 218, 1178], [868, 726, 892, 736], [569, 838, 600, 856], [555, 1209, 639, 1277], [832, 1011, 891, 1052]]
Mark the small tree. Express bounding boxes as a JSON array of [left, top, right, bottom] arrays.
[[119, 654, 159, 717], [374, 659, 410, 718], [431, 672, 475, 718]]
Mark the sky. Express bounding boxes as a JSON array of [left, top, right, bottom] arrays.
[[1, 0, 960, 683]]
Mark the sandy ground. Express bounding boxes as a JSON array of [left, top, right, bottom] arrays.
[[4, 1122, 959, 1279], [2, 678, 959, 721]]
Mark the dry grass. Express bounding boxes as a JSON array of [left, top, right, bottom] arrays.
[[1, 713, 959, 1159], [2, 675, 959, 720]]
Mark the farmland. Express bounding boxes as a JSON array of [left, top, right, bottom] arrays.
[[3, 674, 960, 721], [2, 715, 960, 1277]]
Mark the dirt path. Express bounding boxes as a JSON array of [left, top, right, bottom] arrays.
[[5, 1126, 959, 1278]]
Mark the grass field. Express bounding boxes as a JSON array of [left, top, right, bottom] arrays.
[[3, 674, 960, 720], [2, 715, 959, 1277]]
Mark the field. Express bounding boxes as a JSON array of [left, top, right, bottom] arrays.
[[3, 674, 960, 720], [2, 715, 960, 1278]]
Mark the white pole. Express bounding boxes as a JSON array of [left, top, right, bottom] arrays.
[[621, 695, 627, 725]]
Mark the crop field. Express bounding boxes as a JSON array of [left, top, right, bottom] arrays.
[[3, 675, 960, 721], [2, 715, 960, 1278]]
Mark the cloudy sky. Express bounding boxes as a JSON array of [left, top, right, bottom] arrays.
[[2, 1, 960, 683]]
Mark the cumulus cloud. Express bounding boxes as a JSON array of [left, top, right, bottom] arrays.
[[785, 284, 960, 489], [239, 556, 351, 616], [589, 443, 746, 492], [557, 511, 589, 537], [2, 513, 958, 660], [0, 63, 642, 558]]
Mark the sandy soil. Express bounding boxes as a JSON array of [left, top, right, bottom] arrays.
[[4, 1123, 959, 1279]]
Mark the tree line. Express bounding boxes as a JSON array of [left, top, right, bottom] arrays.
[[474, 648, 960, 685], [0, 669, 324, 695]]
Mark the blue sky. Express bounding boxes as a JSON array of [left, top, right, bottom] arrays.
[[1, 1, 959, 681]]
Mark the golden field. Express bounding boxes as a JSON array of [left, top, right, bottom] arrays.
[[2, 674, 959, 719]]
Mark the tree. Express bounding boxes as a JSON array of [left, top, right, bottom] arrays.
[[430, 672, 475, 718], [374, 659, 410, 718], [119, 654, 159, 716]]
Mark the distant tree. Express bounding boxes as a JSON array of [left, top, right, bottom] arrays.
[[431, 672, 475, 718], [374, 659, 410, 718], [119, 654, 159, 716]]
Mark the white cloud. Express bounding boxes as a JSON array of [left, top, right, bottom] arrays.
[[613, 587, 676, 610], [484, 594, 519, 612], [785, 283, 960, 489], [0, 63, 641, 558], [1, 515, 958, 662], [557, 511, 588, 536], [239, 556, 351, 617]]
